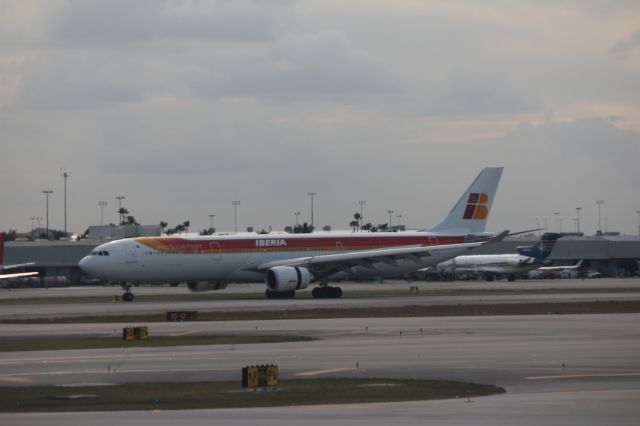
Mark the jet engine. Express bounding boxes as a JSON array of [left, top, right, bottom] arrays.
[[266, 266, 311, 293], [187, 281, 228, 292]]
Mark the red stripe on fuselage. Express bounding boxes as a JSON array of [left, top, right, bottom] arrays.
[[135, 235, 465, 254]]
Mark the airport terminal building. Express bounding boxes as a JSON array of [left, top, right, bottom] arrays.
[[3, 232, 640, 285]]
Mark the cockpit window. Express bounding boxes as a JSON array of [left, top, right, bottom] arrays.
[[91, 250, 110, 256]]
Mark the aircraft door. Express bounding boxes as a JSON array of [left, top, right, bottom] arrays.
[[126, 245, 138, 263]]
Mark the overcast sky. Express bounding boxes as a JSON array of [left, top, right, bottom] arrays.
[[2, 1, 640, 236]]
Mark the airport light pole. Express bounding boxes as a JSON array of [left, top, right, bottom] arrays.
[[29, 216, 37, 239], [61, 169, 71, 235], [388, 210, 394, 230], [294, 212, 301, 226], [308, 192, 317, 228], [42, 190, 53, 238], [99, 201, 108, 226], [232, 201, 240, 233], [358, 200, 367, 229], [596, 200, 604, 234], [209, 214, 215, 230], [576, 207, 582, 234], [116, 196, 125, 225]]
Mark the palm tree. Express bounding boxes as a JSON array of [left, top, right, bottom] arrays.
[[117, 208, 129, 225], [353, 213, 361, 232], [294, 222, 314, 234], [182, 221, 190, 235], [349, 220, 359, 233]]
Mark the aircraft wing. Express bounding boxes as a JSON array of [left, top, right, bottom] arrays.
[[2, 262, 36, 270], [256, 234, 508, 279], [0, 271, 39, 280]]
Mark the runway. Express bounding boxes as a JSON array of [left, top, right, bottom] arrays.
[[3, 390, 639, 426], [1, 280, 639, 424], [2, 278, 640, 319]]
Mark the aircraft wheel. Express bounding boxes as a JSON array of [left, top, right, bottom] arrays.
[[332, 287, 343, 298], [122, 292, 134, 302]]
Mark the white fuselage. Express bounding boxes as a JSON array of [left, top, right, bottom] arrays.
[[79, 232, 479, 284], [437, 254, 537, 275]]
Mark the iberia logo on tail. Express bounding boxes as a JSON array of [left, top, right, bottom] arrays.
[[463, 193, 489, 220]]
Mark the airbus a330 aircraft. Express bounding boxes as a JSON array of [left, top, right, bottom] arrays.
[[80, 167, 504, 301], [0, 232, 38, 280], [434, 232, 562, 281]]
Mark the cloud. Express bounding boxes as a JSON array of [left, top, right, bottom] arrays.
[[1, 2, 640, 234], [14, 52, 148, 109], [51, 0, 290, 47], [192, 31, 395, 102], [611, 31, 640, 54]]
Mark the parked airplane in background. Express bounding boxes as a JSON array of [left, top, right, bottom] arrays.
[[0, 232, 38, 280], [80, 167, 504, 301], [434, 232, 562, 281], [536, 259, 584, 279]]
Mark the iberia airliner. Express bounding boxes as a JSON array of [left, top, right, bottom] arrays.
[[80, 167, 503, 301]]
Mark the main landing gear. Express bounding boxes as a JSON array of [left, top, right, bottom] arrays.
[[312, 285, 342, 298]]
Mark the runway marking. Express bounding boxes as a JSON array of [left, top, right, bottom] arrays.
[[169, 330, 202, 337], [295, 368, 353, 377], [0, 376, 37, 383], [526, 372, 640, 380]]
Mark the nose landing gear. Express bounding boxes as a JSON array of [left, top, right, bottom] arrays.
[[120, 282, 135, 302]]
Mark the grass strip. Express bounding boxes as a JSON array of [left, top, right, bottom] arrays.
[[0, 378, 505, 412], [0, 335, 315, 352], [2, 300, 639, 324]]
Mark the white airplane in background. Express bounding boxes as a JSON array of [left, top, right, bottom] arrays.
[[0, 232, 38, 280], [80, 167, 504, 301], [435, 233, 563, 281], [536, 260, 584, 278]]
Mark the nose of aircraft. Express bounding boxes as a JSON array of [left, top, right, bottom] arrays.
[[78, 255, 95, 274]]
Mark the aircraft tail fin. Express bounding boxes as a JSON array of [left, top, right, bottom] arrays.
[[428, 167, 503, 234], [516, 233, 562, 260]]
